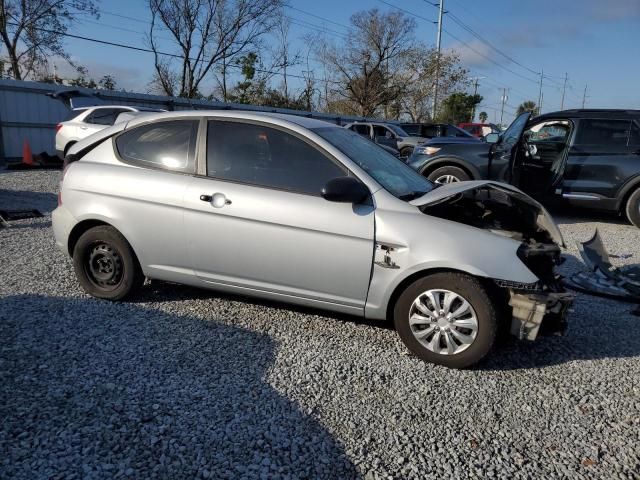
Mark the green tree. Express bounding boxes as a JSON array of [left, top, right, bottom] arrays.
[[437, 93, 483, 124], [479, 111, 488, 123], [516, 100, 539, 116], [99, 74, 117, 90]]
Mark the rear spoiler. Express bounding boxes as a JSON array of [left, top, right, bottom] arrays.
[[64, 122, 128, 167]]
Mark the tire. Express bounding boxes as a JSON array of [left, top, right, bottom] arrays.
[[427, 165, 471, 184], [625, 188, 640, 229], [400, 146, 414, 158], [72, 225, 144, 300], [393, 272, 497, 369]]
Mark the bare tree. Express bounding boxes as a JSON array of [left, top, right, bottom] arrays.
[[0, 0, 98, 80], [148, 0, 282, 99], [318, 9, 416, 117], [398, 46, 469, 122]]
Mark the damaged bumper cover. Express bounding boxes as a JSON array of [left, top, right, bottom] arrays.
[[508, 291, 574, 340]]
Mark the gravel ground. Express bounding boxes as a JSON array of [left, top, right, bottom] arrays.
[[1, 170, 639, 480]]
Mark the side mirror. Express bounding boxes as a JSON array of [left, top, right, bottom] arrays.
[[485, 132, 500, 144], [321, 177, 370, 204]]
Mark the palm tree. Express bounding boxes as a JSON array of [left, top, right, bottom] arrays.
[[516, 101, 539, 116], [478, 111, 488, 123]]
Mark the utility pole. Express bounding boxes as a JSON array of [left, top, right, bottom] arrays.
[[470, 76, 484, 121], [537, 68, 544, 115], [582, 84, 588, 108], [560, 72, 568, 110], [500, 88, 508, 127], [431, 0, 445, 120]]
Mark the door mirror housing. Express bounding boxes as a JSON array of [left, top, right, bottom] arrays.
[[485, 132, 500, 144], [321, 177, 370, 204]]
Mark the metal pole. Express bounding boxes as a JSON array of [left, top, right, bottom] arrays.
[[582, 84, 587, 108], [471, 77, 479, 121], [431, 0, 444, 120], [537, 68, 543, 115], [500, 88, 507, 126], [560, 72, 568, 110]]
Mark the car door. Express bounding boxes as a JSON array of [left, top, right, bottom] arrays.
[[372, 125, 398, 149], [183, 119, 375, 310], [561, 118, 639, 201], [489, 112, 531, 181], [514, 119, 573, 198]]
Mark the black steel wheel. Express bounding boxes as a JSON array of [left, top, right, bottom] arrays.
[[73, 225, 143, 300]]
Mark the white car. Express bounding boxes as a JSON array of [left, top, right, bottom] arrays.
[[55, 105, 165, 158]]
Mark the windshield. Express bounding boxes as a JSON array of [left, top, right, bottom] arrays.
[[446, 125, 475, 138], [313, 127, 435, 200], [387, 124, 409, 137]]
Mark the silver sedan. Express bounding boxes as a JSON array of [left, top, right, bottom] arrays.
[[52, 111, 572, 368]]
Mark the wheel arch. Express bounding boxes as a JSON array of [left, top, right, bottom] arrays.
[[616, 174, 640, 212], [384, 267, 502, 323], [67, 219, 142, 265], [420, 157, 481, 180]]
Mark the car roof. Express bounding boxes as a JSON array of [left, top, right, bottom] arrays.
[[535, 109, 640, 121], [125, 110, 337, 130]]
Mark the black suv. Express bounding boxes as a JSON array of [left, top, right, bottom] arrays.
[[407, 109, 640, 228]]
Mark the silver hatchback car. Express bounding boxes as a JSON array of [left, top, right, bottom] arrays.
[[52, 111, 573, 368]]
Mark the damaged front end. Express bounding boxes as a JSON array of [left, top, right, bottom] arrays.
[[412, 181, 574, 340]]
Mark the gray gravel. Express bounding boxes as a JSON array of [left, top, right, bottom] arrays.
[[1, 170, 639, 480]]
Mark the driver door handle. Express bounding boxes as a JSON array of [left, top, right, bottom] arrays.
[[200, 192, 232, 208]]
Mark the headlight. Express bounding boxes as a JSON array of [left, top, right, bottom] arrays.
[[414, 146, 441, 156]]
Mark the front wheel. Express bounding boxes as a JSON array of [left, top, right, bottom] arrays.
[[625, 188, 640, 229], [400, 146, 414, 158], [72, 225, 144, 300], [427, 165, 471, 184], [393, 273, 497, 368]]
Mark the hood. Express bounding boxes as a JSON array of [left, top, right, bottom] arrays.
[[402, 136, 427, 145], [411, 181, 565, 247], [424, 136, 481, 145]]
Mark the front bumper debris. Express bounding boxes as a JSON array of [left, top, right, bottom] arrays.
[[508, 291, 574, 340]]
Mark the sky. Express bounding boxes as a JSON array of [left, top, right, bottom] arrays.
[[56, 0, 640, 125]]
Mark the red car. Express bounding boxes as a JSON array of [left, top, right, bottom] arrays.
[[458, 122, 501, 138]]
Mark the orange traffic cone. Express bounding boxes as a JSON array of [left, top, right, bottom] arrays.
[[22, 140, 33, 166]]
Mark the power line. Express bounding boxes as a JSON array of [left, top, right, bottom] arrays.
[[376, 0, 437, 24], [7, 22, 342, 86], [285, 5, 351, 31]]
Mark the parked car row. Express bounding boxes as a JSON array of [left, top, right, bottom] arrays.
[[53, 110, 573, 368]]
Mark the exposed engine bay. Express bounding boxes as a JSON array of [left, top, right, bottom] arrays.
[[414, 182, 574, 340]]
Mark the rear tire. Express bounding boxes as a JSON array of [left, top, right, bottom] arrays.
[[427, 165, 471, 184], [72, 226, 144, 300], [393, 273, 497, 368], [625, 188, 640, 229]]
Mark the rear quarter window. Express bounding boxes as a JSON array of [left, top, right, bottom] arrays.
[[575, 119, 631, 146], [115, 120, 199, 173]]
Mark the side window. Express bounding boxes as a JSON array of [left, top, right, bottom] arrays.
[[629, 120, 640, 146], [575, 119, 631, 146], [373, 125, 393, 139], [85, 108, 123, 126], [424, 125, 439, 137], [207, 121, 348, 195], [115, 120, 198, 172], [525, 120, 571, 142], [351, 124, 370, 136]]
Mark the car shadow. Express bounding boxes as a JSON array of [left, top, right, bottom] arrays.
[[0, 294, 358, 479], [132, 280, 395, 331]]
